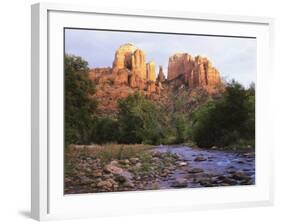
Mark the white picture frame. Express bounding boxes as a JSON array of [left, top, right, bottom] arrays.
[[31, 2, 274, 221]]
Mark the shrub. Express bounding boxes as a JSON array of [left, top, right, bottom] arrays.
[[192, 80, 255, 148], [64, 54, 97, 145], [117, 92, 165, 145]]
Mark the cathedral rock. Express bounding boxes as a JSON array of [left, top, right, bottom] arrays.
[[168, 53, 221, 91], [111, 43, 159, 92], [89, 43, 223, 115]]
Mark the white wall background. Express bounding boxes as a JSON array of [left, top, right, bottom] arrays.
[[0, 0, 280, 223]]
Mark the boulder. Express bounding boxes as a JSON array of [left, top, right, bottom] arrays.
[[194, 156, 207, 162], [178, 162, 188, 166], [198, 178, 213, 187], [188, 168, 204, 173], [79, 176, 93, 185], [231, 171, 250, 181], [129, 157, 140, 164], [96, 180, 114, 189], [104, 162, 123, 175], [171, 178, 188, 188]]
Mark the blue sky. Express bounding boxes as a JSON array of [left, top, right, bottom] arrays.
[[65, 29, 256, 87]]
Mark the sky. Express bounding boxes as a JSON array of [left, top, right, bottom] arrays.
[[65, 28, 256, 87]]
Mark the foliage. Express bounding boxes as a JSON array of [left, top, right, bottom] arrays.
[[117, 92, 165, 145], [94, 117, 119, 144], [64, 55, 255, 149], [65, 144, 153, 164], [64, 54, 97, 145], [192, 80, 255, 147], [174, 115, 190, 143]]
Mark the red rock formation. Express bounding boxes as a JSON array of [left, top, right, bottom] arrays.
[[89, 67, 113, 84], [147, 81, 156, 93], [131, 49, 146, 80], [168, 53, 194, 80], [89, 44, 223, 115], [129, 73, 145, 90], [167, 53, 221, 91], [89, 67, 112, 80], [157, 66, 165, 82], [146, 61, 156, 82], [112, 43, 147, 89], [112, 43, 137, 73], [114, 68, 129, 85]]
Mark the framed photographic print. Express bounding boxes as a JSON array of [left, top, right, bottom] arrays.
[[31, 2, 274, 221]]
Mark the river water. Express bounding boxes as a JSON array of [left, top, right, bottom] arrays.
[[153, 145, 255, 188]]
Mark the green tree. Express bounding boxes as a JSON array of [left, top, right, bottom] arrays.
[[64, 54, 97, 145], [94, 117, 119, 144], [192, 80, 255, 148], [174, 115, 189, 143], [244, 82, 255, 144], [117, 92, 164, 145]]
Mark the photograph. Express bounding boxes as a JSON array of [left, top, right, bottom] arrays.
[[63, 28, 256, 194]]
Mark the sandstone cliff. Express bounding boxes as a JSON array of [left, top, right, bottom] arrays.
[[168, 53, 221, 91], [89, 43, 223, 115], [146, 61, 156, 82], [112, 43, 137, 72]]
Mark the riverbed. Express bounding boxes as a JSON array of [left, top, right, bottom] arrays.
[[153, 145, 255, 188]]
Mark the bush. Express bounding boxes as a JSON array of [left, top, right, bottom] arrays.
[[174, 115, 190, 143], [64, 54, 97, 145], [117, 92, 165, 145], [94, 117, 118, 144], [192, 80, 255, 148]]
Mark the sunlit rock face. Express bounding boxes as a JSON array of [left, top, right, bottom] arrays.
[[89, 44, 224, 115], [112, 43, 147, 89], [114, 68, 129, 85], [132, 49, 146, 81], [168, 53, 194, 81], [112, 43, 138, 72], [167, 53, 221, 91], [146, 61, 156, 82]]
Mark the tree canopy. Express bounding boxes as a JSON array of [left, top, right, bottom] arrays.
[[64, 54, 97, 145], [192, 80, 255, 147], [64, 55, 255, 149]]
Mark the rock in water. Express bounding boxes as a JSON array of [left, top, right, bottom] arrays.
[[171, 178, 188, 188], [178, 162, 188, 166], [194, 156, 207, 162], [231, 171, 250, 181], [188, 168, 204, 173]]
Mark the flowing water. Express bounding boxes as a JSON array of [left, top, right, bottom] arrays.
[[153, 145, 255, 188]]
